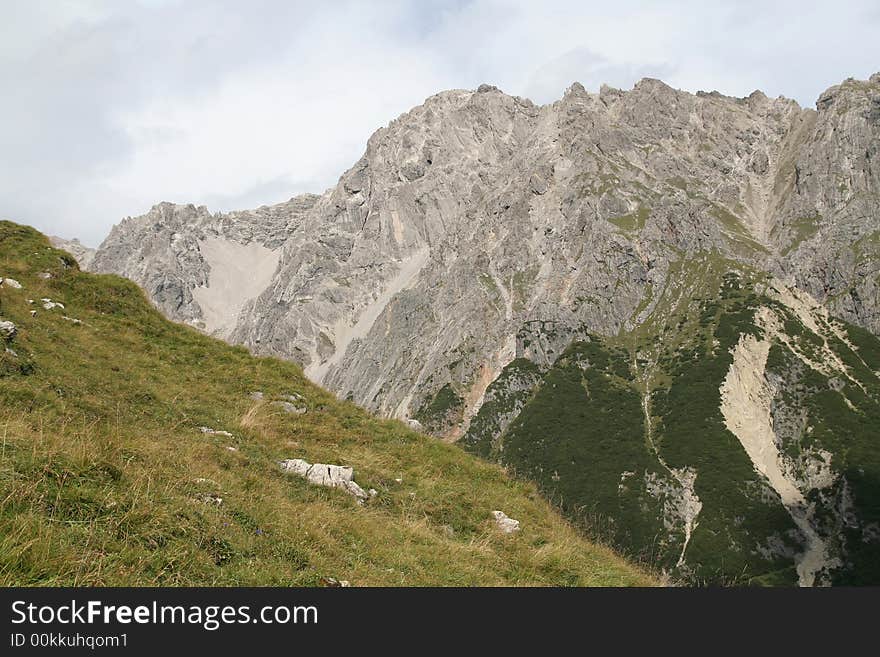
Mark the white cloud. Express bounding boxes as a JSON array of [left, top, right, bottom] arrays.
[[1, 0, 878, 245]]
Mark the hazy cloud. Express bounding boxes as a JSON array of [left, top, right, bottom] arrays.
[[1, 0, 878, 245]]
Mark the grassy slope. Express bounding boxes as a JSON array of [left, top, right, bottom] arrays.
[[0, 222, 653, 586]]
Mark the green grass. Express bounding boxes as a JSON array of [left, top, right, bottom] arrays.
[[781, 214, 821, 256], [607, 206, 650, 232], [0, 221, 654, 587]]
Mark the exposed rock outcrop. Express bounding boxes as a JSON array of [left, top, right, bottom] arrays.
[[49, 237, 96, 269], [0, 320, 17, 341], [279, 458, 371, 501], [88, 74, 880, 440], [491, 510, 521, 534]]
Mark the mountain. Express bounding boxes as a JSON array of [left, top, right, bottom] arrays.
[[463, 261, 880, 585], [48, 236, 96, 271], [0, 221, 652, 585], [76, 73, 880, 584]]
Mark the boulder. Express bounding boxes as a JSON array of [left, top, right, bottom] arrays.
[[272, 400, 307, 415], [0, 320, 17, 341], [491, 510, 521, 534], [280, 458, 370, 501]]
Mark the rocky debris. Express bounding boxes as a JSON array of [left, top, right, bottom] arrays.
[[404, 419, 424, 431], [0, 320, 17, 342], [249, 391, 264, 401], [37, 272, 52, 280], [281, 393, 304, 402], [199, 426, 234, 437], [49, 236, 96, 269], [61, 316, 83, 325], [198, 492, 223, 506], [41, 298, 64, 311], [271, 401, 307, 415], [319, 577, 351, 587], [0, 277, 22, 289], [491, 510, 521, 534], [279, 458, 370, 501]]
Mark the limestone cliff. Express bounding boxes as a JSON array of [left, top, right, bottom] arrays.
[[87, 74, 880, 439]]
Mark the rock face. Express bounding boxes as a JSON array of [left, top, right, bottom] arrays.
[[90, 197, 316, 338], [88, 74, 879, 440], [49, 237, 96, 270]]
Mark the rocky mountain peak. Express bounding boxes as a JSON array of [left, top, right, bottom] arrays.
[[85, 74, 878, 434]]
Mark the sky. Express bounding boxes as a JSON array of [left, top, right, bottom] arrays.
[[2, 0, 878, 246]]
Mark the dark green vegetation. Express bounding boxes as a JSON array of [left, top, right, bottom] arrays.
[[763, 316, 880, 585], [466, 358, 541, 458], [464, 257, 880, 585], [413, 383, 464, 434], [495, 342, 667, 564], [0, 222, 653, 586]]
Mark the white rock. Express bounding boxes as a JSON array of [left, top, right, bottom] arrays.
[[61, 316, 83, 325], [0, 320, 16, 341], [249, 391, 264, 401], [491, 510, 521, 534], [272, 400, 307, 415], [320, 577, 351, 587], [280, 458, 370, 500], [405, 418, 424, 431], [41, 298, 64, 311], [199, 492, 223, 506], [279, 458, 311, 477], [1, 278, 22, 289], [37, 272, 52, 280], [199, 426, 234, 437]]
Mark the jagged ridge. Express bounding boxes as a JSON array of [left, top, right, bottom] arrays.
[[86, 73, 880, 439]]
